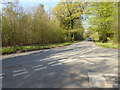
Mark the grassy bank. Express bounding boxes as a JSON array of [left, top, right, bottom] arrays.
[[1, 41, 80, 55], [95, 42, 118, 49]]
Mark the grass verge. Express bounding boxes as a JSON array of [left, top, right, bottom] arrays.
[[1, 41, 80, 55], [95, 42, 118, 49]]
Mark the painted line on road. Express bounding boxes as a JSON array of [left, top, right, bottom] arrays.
[[62, 60, 73, 63], [32, 65, 43, 68], [0, 73, 4, 76], [13, 69, 26, 73], [0, 73, 5, 79], [103, 74, 118, 77], [34, 66, 47, 71], [40, 48, 94, 63], [40, 58, 50, 61], [59, 59, 78, 64], [62, 59, 77, 63], [88, 72, 111, 88], [13, 71, 28, 77], [50, 56, 60, 58], [48, 61, 57, 65], [40, 59, 47, 61], [50, 63, 62, 66], [0, 77, 3, 79], [40, 60, 44, 61], [79, 55, 85, 57]]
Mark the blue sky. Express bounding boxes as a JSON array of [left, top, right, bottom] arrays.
[[0, 0, 60, 12], [19, 1, 59, 12], [18, 1, 90, 29], [0, 0, 90, 29]]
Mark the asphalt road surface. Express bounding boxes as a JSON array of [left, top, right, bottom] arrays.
[[2, 41, 118, 88]]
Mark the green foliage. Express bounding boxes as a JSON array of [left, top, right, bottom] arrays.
[[2, 1, 66, 47], [52, 1, 85, 40], [96, 42, 118, 49], [2, 41, 79, 54], [85, 2, 118, 43], [52, 1, 84, 29]]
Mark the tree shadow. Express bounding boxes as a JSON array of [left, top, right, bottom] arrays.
[[2, 43, 118, 88]]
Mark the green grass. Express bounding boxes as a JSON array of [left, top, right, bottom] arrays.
[[1, 41, 80, 55], [95, 42, 118, 49]]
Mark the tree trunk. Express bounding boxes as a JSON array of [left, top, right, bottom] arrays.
[[71, 19, 74, 29]]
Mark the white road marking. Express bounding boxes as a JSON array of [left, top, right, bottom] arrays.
[[32, 65, 43, 68], [103, 74, 118, 77], [60, 59, 78, 64], [34, 67, 47, 71], [79, 55, 85, 57], [13, 69, 26, 73], [88, 72, 111, 88], [40, 60, 43, 61], [51, 63, 62, 66], [0, 73, 5, 79], [51, 55, 60, 57], [62, 59, 74, 63], [0, 77, 3, 79], [40, 59, 46, 61], [13, 71, 28, 77], [0, 73, 4, 76], [40, 58, 50, 61], [39, 47, 97, 64], [48, 61, 57, 64]]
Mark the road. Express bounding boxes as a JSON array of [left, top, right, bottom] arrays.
[[2, 41, 118, 88]]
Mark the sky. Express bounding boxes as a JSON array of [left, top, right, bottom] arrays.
[[0, 0, 91, 29], [0, 0, 119, 11], [19, 1, 59, 12], [0, 0, 60, 12]]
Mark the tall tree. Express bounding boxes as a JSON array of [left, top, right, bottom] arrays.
[[52, 1, 84, 30], [2, 1, 66, 46], [52, 1, 85, 40], [85, 2, 118, 43]]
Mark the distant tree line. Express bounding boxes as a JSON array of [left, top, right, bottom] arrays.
[[2, 1, 118, 47], [1, 1, 86, 47], [2, 1, 67, 47]]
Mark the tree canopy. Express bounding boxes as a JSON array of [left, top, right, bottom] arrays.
[[1, 1, 119, 47], [85, 2, 118, 43]]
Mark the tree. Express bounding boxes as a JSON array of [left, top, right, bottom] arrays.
[[52, 1, 84, 30], [52, 1, 85, 40], [2, 1, 22, 46], [2, 1, 66, 46], [85, 2, 118, 43]]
